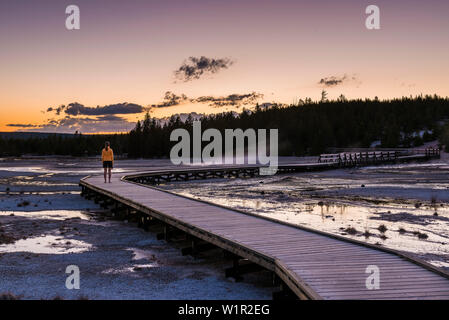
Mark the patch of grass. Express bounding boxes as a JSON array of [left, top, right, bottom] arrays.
[[17, 200, 30, 207], [377, 225, 387, 233], [398, 228, 407, 234], [417, 232, 428, 240], [414, 202, 422, 209], [412, 231, 429, 240], [344, 227, 358, 235], [0, 233, 16, 245], [363, 230, 372, 238]]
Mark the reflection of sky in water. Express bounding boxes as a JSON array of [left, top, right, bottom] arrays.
[[0, 191, 80, 195], [0, 235, 92, 254], [128, 248, 156, 261], [0, 166, 127, 175], [163, 163, 449, 265], [1, 181, 77, 187], [363, 162, 449, 170], [0, 210, 92, 254], [0, 210, 90, 220], [173, 190, 449, 257], [102, 264, 158, 275], [101, 248, 159, 274]]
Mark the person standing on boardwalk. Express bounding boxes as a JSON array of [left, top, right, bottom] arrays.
[[102, 141, 114, 183]]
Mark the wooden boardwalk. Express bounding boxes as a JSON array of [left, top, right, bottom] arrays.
[[80, 160, 449, 300]]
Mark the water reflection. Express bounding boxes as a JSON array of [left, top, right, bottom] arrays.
[[0, 210, 90, 220], [0, 235, 92, 254], [162, 171, 449, 265]]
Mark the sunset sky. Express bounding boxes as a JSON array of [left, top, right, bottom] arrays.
[[1, 0, 448, 133]]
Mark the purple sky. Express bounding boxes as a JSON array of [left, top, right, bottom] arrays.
[[1, 0, 448, 132]]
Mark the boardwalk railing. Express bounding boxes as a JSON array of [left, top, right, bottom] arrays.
[[318, 147, 440, 165], [408, 147, 441, 157], [125, 148, 440, 186]]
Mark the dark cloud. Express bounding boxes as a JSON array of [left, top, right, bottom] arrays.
[[151, 91, 189, 108], [36, 89, 262, 133], [158, 112, 205, 124], [24, 115, 135, 134], [149, 91, 263, 109], [193, 92, 263, 108], [174, 56, 234, 82], [95, 115, 129, 121], [6, 123, 41, 128], [46, 102, 146, 116], [319, 75, 352, 87], [46, 105, 66, 116]]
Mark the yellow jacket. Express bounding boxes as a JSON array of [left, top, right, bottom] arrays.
[[102, 148, 114, 162]]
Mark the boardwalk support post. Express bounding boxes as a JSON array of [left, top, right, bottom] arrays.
[[272, 283, 298, 300], [181, 239, 216, 256], [225, 257, 243, 282], [157, 225, 184, 241], [225, 260, 265, 280]]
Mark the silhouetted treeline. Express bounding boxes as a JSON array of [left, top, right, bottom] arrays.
[[1, 95, 448, 157], [127, 95, 449, 157], [0, 132, 127, 157]]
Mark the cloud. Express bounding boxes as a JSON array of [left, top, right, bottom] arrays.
[[6, 123, 42, 128], [34, 89, 263, 133], [149, 91, 263, 109], [95, 115, 130, 121], [318, 75, 350, 87], [151, 91, 190, 108], [46, 102, 146, 116], [157, 112, 205, 125], [193, 92, 263, 108], [174, 56, 234, 82], [23, 115, 135, 134], [46, 106, 65, 115]]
